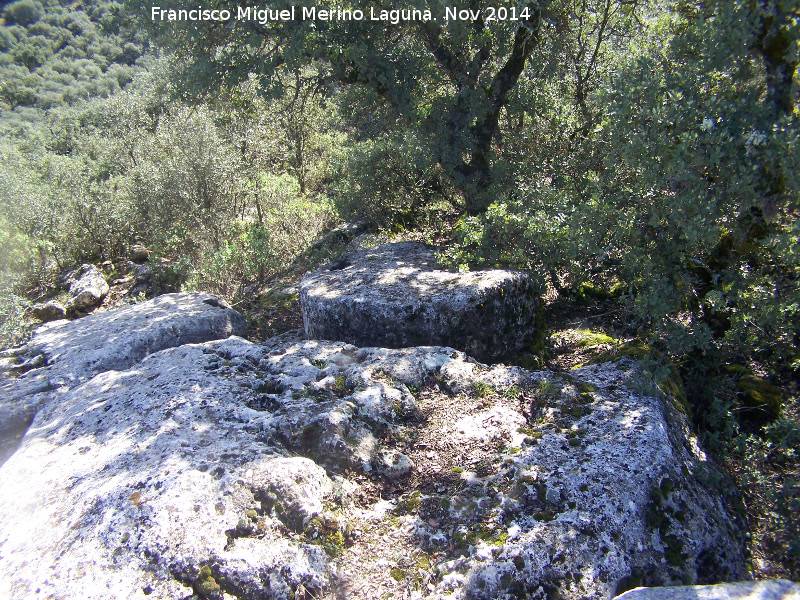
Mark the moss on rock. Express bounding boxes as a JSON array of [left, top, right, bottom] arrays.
[[193, 566, 222, 600], [724, 365, 782, 420]]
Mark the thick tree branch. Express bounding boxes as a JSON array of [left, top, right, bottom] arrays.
[[417, 21, 469, 87], [754, 2, 797, 120], [487, 4, 543, 114], [456, 3, 546, 213]]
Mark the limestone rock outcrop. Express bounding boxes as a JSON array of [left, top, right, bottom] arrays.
[[30, 299, 66, 322], [0, 292, 247, 461], [63, 263, 110, 311], [130, 243, 150, 262], [613, 579, 800, 599], [0, 295, 748, 600], [299, 242, 541, 362]]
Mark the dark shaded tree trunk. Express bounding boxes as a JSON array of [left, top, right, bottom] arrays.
[[438, 4, 545, 213], [751, 1, 797, 215], [756, 2, 798, 122]]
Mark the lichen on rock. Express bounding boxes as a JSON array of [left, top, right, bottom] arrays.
[[299, 242, 541, 362], [0, 295, 751, 599]]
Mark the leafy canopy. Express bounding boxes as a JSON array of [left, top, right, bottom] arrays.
[[141, 0, 642, 214]]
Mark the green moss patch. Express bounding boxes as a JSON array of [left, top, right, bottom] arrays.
[[394, 491, 422, 514], [575, 329, 619, 348], [303, 515, 349, 557], [573, 282, 625, 304], [724, 365, 782, 420], [193, 565, 222, 600], [585, 340, 651, 365]]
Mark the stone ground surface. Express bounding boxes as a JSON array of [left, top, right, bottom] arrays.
[[0, 292, 247, 465], [300, 242, 540, 362], [0, 297, 752, 600], [615, 579, 800, 599]]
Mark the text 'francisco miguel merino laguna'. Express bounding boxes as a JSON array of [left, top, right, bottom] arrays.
[[151, 5, 536, 24]]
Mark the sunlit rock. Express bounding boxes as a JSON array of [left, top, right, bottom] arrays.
[[299, 242, 541, 362], [613, 579, 800, 599], [130, 244, 150, 262], [0, 292, 246, 461], [30, 300, 66, 322], [64, 263, 110, 311], [0, 296, 748, 600]]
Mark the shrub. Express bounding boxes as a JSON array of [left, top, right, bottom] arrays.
[[330, 131, 448, 230], [0, 26, 14, 51], [2, 0, 43, 26], [735, 405, 800, 577], [0, 284, 29, 348], [0, 206, 37, 348]]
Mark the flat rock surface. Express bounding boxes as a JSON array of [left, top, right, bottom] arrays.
[[0, 296, 749, 599], [614, 579, 800, 599], [0, 292, 247, 462], [299, 242, 541, 362]]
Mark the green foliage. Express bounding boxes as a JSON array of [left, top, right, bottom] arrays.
[[0, 239, 32, 348], [471, 381, 493, 398], [452, 0, 799, 377], [331, 130, 448, 228], [0, 284, 29, 348], [0, 191, 37, 347], [3, 0, 44, 26], [441, 187, 608, 294], [181, 225, 275, 298], [0, 0, 145, 119], [128, 104, 241, 245], [0, 125, 134, 267], [615, 3, 796, 356], [0, 46, 339, 347], [735, 401, 800, 577], [156, 0, 644, 214], [0, 26, 14, 52]]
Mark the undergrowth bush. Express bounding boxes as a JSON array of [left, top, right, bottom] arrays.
[[449, 1, 799, 378], [331, 130, 449, 229], [735, 405, 800, 578], [0, 57, 340, 327]]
